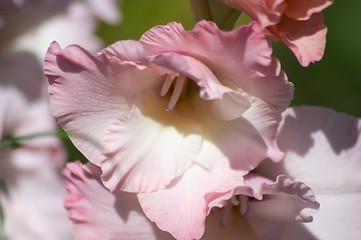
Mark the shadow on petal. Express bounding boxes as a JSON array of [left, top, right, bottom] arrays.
[[278, 106, 360, 157]]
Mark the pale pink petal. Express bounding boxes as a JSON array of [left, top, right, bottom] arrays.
[[45, 41, 137, 164], [63, 161, 173, 240], [245, 218, 319, 240], [210, 92, 252, 121], [101, 40, 147, 63], [285, 0, 334, 20], [269, 13, 327, 67], [241, 100, 288, 161], [222, 0, 332, 66], [101, 102, 201, 192], [147, 52, 233, 101], [216, 174, 320, 240], [253, 106, 361, 239], [195, 108, 274, 176], [45, 41, 202, 193], [223, 0, 286, 27], [138, 164, 245, 240], [195, 99, 286, 178], [0, 147, 72, 240], [244, 174, 320, 222], [302, 193, 361, 239]]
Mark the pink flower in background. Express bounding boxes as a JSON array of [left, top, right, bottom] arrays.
[[0, 145, 72, 240], [224, 0, 334, 66], [245, 106, 361, 240], [0, 53, 73, 239], [45, 20, 293, 239], [0, 0, 122, 238], [0, 0, 122, 61]]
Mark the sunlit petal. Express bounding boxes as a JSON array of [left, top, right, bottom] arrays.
[[138, 164, 244, 240]]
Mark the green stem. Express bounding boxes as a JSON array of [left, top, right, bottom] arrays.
[[189, 0, 241, 30], [0, 130, 68, 152], [189, 0, 212, 22]]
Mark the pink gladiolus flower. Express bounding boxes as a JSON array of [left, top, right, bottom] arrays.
[[0, 53, 73, 239], [224, 0, 334, 66], [45, 20, 293, 239], [246, 106, 361, 239]]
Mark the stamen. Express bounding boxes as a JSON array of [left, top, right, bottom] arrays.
[[239, 195, 249, 216], [231, 195, 240, 206], [219, 195, 239, 228], [160, 73, 178, 97], [220, 200, 233, 227], [166, 74, 186, 112]]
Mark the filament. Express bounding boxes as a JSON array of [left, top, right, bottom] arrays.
[[166, 75, 186, 111]]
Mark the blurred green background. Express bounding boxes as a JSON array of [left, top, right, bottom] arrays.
[[70, 0, 361, 162]]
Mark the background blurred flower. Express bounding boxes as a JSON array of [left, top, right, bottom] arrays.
[[0, 0, 122, 238], [0, 0, 122, 61], [0, 53, 73, 239]]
